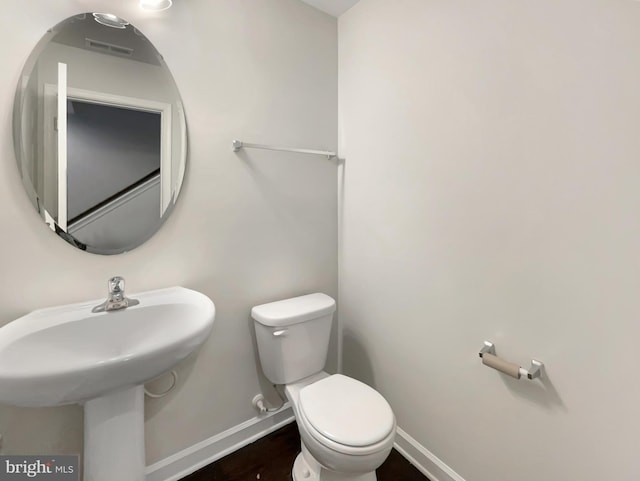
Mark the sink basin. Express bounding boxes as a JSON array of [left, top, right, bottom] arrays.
[[0, 286, 215, 407]]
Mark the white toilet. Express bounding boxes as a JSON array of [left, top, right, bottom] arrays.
[[252, 293, 396, 481]]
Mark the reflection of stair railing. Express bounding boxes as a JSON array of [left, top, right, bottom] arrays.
[[68, 169, 160, 230]]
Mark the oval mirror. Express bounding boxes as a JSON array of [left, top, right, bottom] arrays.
[[13, 13, 187, 254]]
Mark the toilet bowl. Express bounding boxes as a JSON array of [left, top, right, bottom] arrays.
[[252, 294, 396, 481], [287, 372, 396, 481]]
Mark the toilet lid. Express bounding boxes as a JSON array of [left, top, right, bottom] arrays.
[[299, 374, 394, 447]]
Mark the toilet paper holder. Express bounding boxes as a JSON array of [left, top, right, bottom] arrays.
[[479, 341, 543, 380]]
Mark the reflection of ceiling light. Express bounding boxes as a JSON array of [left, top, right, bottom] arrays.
[[92, 13, 130, 29], [140, 0, 173, 11]]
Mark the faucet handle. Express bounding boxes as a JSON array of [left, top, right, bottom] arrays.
[[109, 276, 125, 293], [92, 276, 138, 313]]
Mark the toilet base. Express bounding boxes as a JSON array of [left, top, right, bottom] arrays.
[[292, 444, 377, 481], [293, 450, 319, 481]]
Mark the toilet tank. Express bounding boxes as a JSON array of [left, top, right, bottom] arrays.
[[252, 293, 336, 385]]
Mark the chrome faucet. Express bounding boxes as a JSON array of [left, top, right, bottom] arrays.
[[92, 276, 140, 313]]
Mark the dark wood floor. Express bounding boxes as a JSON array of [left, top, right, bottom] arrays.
[[182, 421, 429, 481]]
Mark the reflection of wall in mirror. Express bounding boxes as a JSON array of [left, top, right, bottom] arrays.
[[35, 41, 183, 221], [68, 179, 161, 253], [13, 42, 43, 210], [20, 73, 41, 208]]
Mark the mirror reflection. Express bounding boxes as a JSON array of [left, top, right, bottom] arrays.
[[13, 13, 187, 254]]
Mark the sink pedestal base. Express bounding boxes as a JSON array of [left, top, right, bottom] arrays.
[[84, 386, 145, 481]]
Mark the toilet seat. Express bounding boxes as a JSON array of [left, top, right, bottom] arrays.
[[298, 374, 395, 455]]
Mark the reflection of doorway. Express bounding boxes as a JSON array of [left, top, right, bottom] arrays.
[[66, 100, 161, 223], [43, 84, 172, 231]]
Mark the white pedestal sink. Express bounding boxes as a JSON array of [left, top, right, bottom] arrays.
[[0, 286, 215, 481]]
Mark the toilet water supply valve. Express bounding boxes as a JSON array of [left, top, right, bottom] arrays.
[[252, 390, 286, 414], [252, 395, 269, 413]]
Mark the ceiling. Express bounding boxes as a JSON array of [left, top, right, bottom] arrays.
[[299, 0, 360, 17]]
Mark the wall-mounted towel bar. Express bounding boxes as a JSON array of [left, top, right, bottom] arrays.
[[479, 341, 543, 380], [232, 140, 337, 160]]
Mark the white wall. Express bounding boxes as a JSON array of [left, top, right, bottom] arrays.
[[0, 0, 337, 466], [338, 1, 640, 480]]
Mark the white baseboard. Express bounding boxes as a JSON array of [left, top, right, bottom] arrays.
[[394, 427, 467, 481], [146, 405, 295, 481], [145, 409, 464, 481]]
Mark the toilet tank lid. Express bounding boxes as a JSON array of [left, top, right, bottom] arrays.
[[251, 293, 336, 327]]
